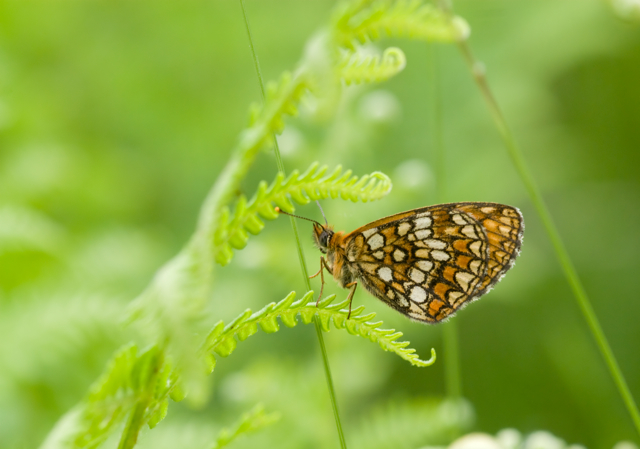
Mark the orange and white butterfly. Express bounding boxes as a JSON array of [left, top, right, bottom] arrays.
[[278, 202, 523, 323]]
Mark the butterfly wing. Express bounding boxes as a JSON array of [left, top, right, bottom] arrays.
[[343, 202, 523, 323]]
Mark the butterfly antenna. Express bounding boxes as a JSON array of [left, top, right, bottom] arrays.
[[315, 200, 328, 225], [275, 207, 322, 226]]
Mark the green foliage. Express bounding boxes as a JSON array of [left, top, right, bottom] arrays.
[[202, 291, 435, 370], [0, 205, 66, 256], [39, 345, 180, 449], [351, 398, 474, 449], [338, 47, 407, 85], [28, 0, 477, 447], [209, 404, 280, 449], [214, 162, 392, 265], [245, 71, 310, 149], [332, 0, 470, 49]]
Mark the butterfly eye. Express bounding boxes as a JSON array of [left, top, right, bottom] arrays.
[[319, 230, 331, 248]]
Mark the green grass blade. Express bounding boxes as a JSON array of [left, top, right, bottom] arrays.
[[452, 22, 640, 436], [239, 1, 348, 447]]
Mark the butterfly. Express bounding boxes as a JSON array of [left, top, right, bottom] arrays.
[[277, 202, 524, 323]]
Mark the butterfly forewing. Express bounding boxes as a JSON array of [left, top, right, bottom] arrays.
[[343, 202, 523, 323]]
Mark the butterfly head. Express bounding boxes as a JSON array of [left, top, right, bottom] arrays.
[[275, 207, 335, 253], [312, 222, 334, 254]]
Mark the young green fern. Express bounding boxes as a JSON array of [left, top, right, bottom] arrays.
[[337, 47, 407, 85], [38, 344, 181, 449], [214, 162, 392, 265], [332, 0, 470, 50], [244, 70, 310, 152], [202, 291, 436, 371], [39, 0, 475, 446], [210, 404, 280, 449]]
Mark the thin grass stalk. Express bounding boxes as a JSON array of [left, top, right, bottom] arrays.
[[428, 43, 462, 399], [239, 2, 348, 447], [451, 20, 640, 436]]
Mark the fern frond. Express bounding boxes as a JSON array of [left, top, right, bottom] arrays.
[[333, 0, 470, 50], [351, 398, 474, 449], [202, 291, 436, 370], [213, 162, 392, 265], [337, 47, 406, 85], [244, 71, 310, 152], [55, 345, 181, 448], [210, 404, 280, 449]]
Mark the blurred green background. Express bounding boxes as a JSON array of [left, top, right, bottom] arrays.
[[0, 1, 639, 448]]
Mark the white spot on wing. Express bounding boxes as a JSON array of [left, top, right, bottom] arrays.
[[373, 250, 384, 260], [362, 228, 378, 239], [469, 240, 483, 257], [415, 249, 430, 258], [393, 248, 406, 262], [378, 266, 393, 282], [432, 250, 450, 261], [416, 260, 434, 272], [386, 289, 395, 300], [368, 233, 384, 250], [414, 216, 432, 229], [455, 271, 475, 291], [397, 222, 411, 236], [398, 295, 409, 307], [409, 268, 425, 283], [452, 214, 467, 225], [410, 286, 427, 303], [448, 291, 464, 305], [425, 239, 447, 249], [415, 229, 432, 240], [461, 225, 478, 239], [469, 259, 482, 275]]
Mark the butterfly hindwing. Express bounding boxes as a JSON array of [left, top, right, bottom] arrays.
[[344, 203, 523, 323]]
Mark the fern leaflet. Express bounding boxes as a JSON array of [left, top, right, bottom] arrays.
[[214, 162, 392, 265], [338, 47, 407, 85], [333, 0, 470, 50], [202, 291, 436, 370], [210, 404, 280, 449]]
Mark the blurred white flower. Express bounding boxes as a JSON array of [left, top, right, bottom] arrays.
[[613, 442, 639, 449], [358, 89, 401, 124], [611, 0, 640, 20], [449, 433, 503, 449], [524, 431, 566, 449], [496, 428, 523, 449]]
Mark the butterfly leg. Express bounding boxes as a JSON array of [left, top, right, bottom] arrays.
[[344, 281, 358, 319], [310, 256, 332, 307]]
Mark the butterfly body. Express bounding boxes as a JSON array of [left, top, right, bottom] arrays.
[[311, 202, 524, 323]]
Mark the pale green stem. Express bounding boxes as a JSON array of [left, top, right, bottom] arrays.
[[239, 2, 347, 447], [454, 32, 640, 436], [428, 43, 462, 399], [117, 350, 163, 449]]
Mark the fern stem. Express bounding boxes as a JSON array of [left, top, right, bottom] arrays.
[[453, 26, 640, 436], [239, 2, 348, 447], [117, 400, 148, 449], [117, 349, 163, 449], [428, 43, 462, 400]]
